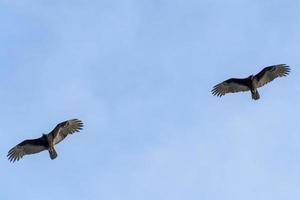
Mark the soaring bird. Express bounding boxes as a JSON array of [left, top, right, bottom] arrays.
[[7, 119, 83, 162], [211, 64, 290, 100]]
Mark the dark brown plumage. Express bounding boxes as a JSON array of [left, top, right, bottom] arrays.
[[7, 119, 83, 162], [212, 64, 290, 100]]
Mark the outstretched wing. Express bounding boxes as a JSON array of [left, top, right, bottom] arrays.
[[7, 137, 48, 162], [254, 64, 290, 88], [48, 119, 83, 145], [212, 78, 250, 97]]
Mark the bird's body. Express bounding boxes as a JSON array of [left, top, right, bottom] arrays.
[[248, 75, 260, 100], [212, 64, 290, 100], [7, 119, 83, 162], [43, 133, 57, 160]]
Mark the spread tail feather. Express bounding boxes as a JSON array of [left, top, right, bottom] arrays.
[[49, 147, 57, 160], [251, 90, 260, 100]]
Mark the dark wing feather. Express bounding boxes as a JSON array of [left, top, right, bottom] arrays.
[[254, 64, 290, 88], [48, 119, 83, 145], [7, 137, 48, 162], [212, 78, 250, 97]]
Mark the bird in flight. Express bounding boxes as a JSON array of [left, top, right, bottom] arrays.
[[211, 64, 290, 100], [7, 119, 83, 162]]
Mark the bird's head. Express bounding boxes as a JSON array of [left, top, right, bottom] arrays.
[[42, 134, 52, 147], [42, 134, 48, 141], [249, 75, 254, 80]]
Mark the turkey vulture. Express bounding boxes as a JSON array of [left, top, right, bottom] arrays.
[[212, 64, 290, 100], [7, 119, 83, 162]]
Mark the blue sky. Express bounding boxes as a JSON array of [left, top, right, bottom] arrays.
[[1, 0, 300, 199]]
